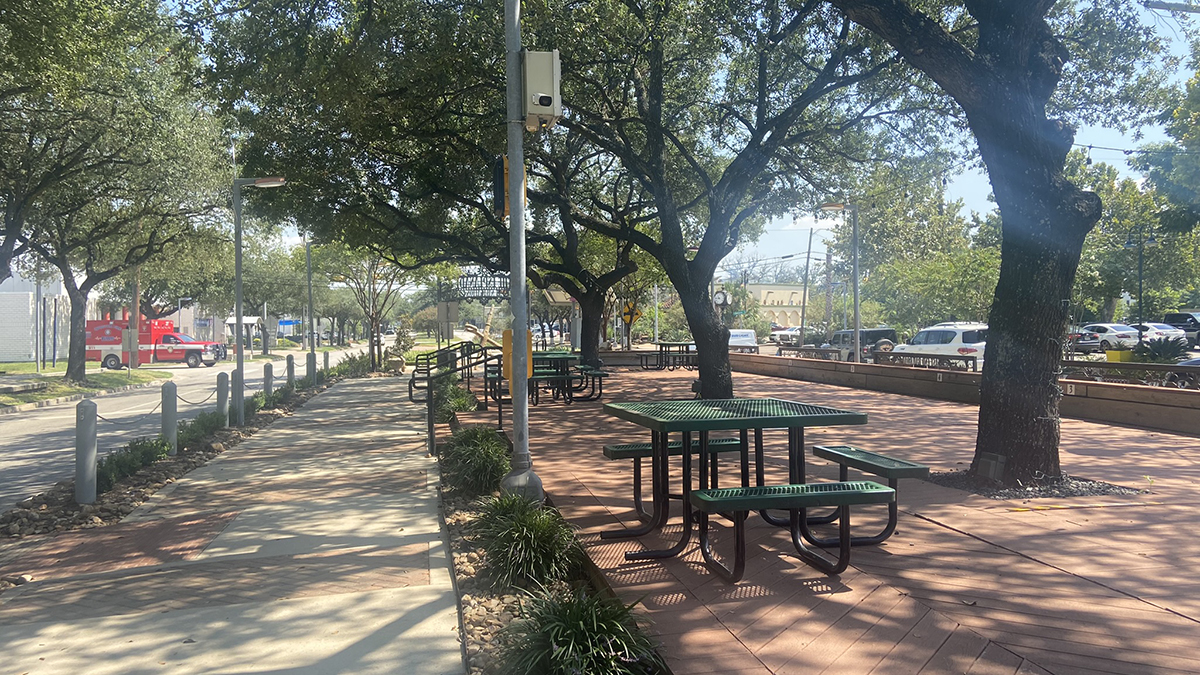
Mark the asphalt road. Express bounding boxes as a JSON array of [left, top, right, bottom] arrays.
[[0, 348, 362, 510]]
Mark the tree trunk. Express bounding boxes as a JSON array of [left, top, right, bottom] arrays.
[[970, 128, 1096, 485], [678, 285, 733, 399], [578, 294, 605, 368], [64, 284, 90, 383], [1102, 297, 1117, 323]]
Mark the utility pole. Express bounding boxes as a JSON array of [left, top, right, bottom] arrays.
[[798, 228, 814, 345], [824, 249, 834, 341], [500, 0, 541, 503], [131, 266, 140, 369]]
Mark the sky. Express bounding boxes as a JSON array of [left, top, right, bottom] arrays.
[[731, 4, 1195, 280]]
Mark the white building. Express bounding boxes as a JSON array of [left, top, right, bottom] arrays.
[[0, 273, 71, 363]]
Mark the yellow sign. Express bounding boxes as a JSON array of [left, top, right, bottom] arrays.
[[502, 329, 533, 381], [621, 302, 641, 325]]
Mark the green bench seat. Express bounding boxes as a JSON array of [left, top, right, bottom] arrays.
[[690, 481, 895, 582], [605, 437, 743, 521], [811, 445, 928, 546], [603, 436, 741, 460]]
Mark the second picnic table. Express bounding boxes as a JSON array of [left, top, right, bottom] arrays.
[[601, 397, 874, 572]]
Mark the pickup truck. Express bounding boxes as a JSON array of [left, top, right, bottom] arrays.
[[1163, 312, 1200, 347]]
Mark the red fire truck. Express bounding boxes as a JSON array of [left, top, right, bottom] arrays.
[[86, 317, 225, 369]]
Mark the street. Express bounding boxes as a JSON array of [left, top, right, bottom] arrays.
[[0, 348, 362, 509]]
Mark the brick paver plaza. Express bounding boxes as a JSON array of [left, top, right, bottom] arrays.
[[496, 366, 1200, 675], [1, 365, 1198, 674]]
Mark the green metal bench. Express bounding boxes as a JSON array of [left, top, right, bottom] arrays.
[[811, 445, 929, 546], [690, 481, 895, 582], [571, 366, 608, 401], [605, 437, 743, 521]]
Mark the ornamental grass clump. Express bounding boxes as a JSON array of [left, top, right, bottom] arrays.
[[441, 426, 510, 496], [474, 495, 582, 590], [497, 587, 664, 675]]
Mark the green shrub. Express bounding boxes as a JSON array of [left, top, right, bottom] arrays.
[[497, 588, 664, 675], [330, 350, 372, 378], [477, 499, 581, 590], [441, 426, 510, 496], [1132, 337, 1190, 363], [96, 436, 171, 494], [243, 391, 264, 420], [177, 411, 225, 450]]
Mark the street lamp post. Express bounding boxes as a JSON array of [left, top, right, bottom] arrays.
[[177, 297, 192, 331], [820, 202, 860, 361], [1124, 226, 1159, 343], [232, 176, 286, 425]]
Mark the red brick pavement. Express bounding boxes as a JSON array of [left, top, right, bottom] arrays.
[[457, 365, 1200, 675]]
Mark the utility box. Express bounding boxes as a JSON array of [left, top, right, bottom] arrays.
[[523, 49, 562, 132]]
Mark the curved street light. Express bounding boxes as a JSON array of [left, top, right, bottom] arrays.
[[232, 176, 286, 425]]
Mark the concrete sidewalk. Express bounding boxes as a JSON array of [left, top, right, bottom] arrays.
[[0, 377, 464, 675]]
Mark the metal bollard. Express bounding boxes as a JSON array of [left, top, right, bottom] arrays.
[[264, 362, 274, 400], [232, 368, 244, 426], [286, 354, 295, 386], [162, 381, 178, 455], [75, 400, 97, 504], [217, 371, 229, 427], [306, 352, 316, 382]]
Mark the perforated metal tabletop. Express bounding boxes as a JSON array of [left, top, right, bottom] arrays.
[[604, 398, 868, 433]]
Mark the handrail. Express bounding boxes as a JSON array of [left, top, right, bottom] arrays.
[[408, 343, 502, 454]]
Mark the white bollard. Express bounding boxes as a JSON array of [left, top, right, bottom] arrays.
[[162, 381, 177, 455], [306, 352, 316, 382], [264, 362, 274, 400], [75, 400, 97, 504]]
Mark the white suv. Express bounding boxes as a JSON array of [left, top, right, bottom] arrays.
[[893, 322, 988, 359]]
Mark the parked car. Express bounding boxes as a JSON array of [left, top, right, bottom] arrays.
[[1066, 326, 1101, 354], [829, 327, 899, 361], [1129, 323, 1188, 343], [1166, 357, 1200, 389], [892, 322, 988, 360], [768, 326, 801, 344], [1082, 323, 1139, 351], [1161, 312, 1200, 346]]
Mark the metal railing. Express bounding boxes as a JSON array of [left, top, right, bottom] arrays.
[[408, 341, 501, 454], [1060, 360, 1200, 389], [870, 351, 979, 371]]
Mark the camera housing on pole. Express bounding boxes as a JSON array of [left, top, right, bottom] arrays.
[[523, 50, 562, 132]]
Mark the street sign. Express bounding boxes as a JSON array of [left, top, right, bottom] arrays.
[[621, 302, 642, 325]]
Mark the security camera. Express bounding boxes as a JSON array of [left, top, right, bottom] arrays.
[[531, 93, 553, 107]]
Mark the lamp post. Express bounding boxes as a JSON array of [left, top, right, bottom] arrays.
[[1124, 225, 1158, 343], [820, 202, 860, 361], [176, 297, 192, 331], [232, 176, 285, 425]]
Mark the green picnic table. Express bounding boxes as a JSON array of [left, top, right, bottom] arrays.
[[601, 398, 869, 566]]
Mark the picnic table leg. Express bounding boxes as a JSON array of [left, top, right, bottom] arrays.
[[697, 509, 748, 583], [740, 429, 750, 487], [789, 504, 853, 575], [805, 469, 900, 547], [756, 429, 788, 527], [601, 430, 669, 539], [626, 430, 694, 561]]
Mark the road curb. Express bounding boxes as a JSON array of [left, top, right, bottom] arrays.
[[0, 379, 169, 416]]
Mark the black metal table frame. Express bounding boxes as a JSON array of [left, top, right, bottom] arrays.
[[600, 399, 867, 564]]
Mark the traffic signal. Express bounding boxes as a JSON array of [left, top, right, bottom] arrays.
[[492, 155, 526, 219]]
